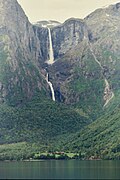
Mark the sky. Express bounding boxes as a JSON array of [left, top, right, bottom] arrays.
[[17, 0, 120, 23]]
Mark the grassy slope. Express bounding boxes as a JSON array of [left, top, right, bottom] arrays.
[[2, 96, 119, 160], [53, 97, 120, 159], [0, 94, 89, 144]]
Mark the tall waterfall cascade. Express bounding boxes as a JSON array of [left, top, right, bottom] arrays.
[[47, 28, 54, 64], [46, 73, 55, 101], [41, 25, 55, 101]]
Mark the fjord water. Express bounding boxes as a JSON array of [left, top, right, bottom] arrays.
[[0, 160, 120, 179]]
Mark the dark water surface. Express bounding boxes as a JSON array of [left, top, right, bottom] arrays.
[[0, 160, 120, 179]]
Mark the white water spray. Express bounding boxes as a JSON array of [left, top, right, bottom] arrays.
[[47, 28, 54, 64], [46, 73, 55, 101]]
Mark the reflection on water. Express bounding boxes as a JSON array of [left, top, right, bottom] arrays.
[[0, 160, 120, 179]]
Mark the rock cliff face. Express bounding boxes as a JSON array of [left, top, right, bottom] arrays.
[[33, 25, 49, 64], [52, 18, 87, 59], [0, 0, 48, 105]]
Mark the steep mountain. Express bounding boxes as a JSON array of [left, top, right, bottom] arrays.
[[31, 3, 120, 159], [43, 3, 120, 117], [0, 0, 120, 160], [31, 6, 120, 118], [29, 18, 105, 118], [49, 3, 120, 159], [0, 0, 90, 148]]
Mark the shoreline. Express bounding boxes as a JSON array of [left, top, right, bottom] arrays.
[[1, 158, 102, 162]]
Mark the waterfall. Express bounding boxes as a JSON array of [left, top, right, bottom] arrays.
[[88, 43, 114, 107], [47, 28, 54, 64], [46, 73, 55, 101], [103, 78, 114, 107]]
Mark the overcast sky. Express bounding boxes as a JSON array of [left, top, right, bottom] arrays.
[[17, 0, 120, 23]]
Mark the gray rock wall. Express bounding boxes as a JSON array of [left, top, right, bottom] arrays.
[[52, 19, 86, 59]]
